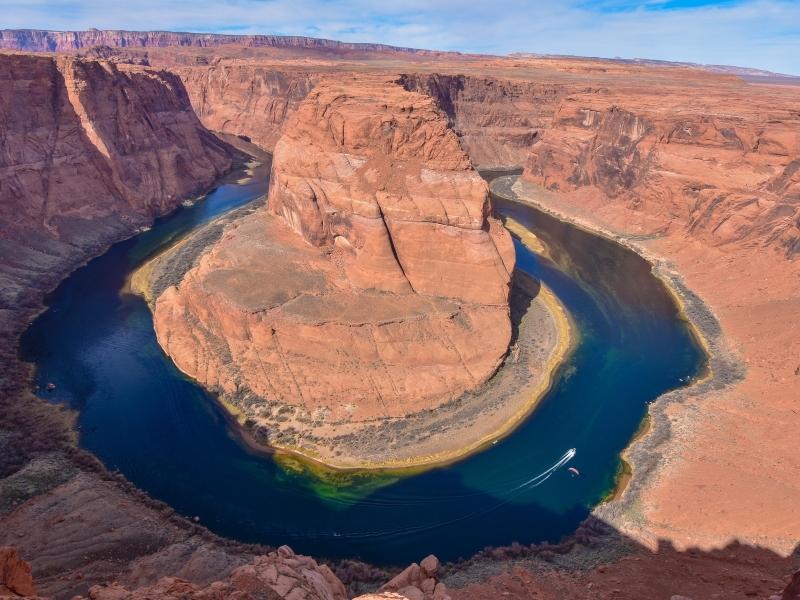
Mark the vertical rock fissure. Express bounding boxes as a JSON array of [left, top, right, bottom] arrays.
[[375, 200, 417, 294]]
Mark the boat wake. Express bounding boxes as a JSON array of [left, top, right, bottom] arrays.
[[295, 448, 577, 541]]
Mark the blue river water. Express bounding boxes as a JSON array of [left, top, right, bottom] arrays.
[[20, 164, 704, 566]]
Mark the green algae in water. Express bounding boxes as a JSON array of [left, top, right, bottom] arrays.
[[273, 454, 403, 503]]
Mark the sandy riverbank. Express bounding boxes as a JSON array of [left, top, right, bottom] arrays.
[[491, 174, 800, 557], [132, 205, 575, 472]]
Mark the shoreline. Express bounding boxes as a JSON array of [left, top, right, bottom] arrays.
[[200, 279, 574, 479], [489, 175, 744, 535], [131, 203, 576, 474]]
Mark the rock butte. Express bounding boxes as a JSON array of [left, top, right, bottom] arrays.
[[150, 76, 516, 457], [0, 28, 799, 600]]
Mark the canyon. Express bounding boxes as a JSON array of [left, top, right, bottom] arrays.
[[138, 76, 569, 468], [522, 89, 800, 256], [0, 51, 234, 477], [0, 29, 799, 600]]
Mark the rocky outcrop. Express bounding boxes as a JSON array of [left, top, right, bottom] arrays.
[[523, 92, 800, 256], [77, 551, 447, 600], [0, 53, 232, 321], [0, 29, 452, 57], [0, 547, 36, 597], [0, 543, 347, 600], [366, 555, 450, 600], [150, 76, 515, 465], [81, 546, 347, 600], [266, 76, 514, 304]]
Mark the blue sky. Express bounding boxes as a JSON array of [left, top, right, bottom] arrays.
[[2, 0, 799, 74]]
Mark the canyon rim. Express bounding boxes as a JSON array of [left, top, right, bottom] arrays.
[[0, 22, 798, 600]]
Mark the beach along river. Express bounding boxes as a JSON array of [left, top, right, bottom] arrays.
[[20, 163, 705, 565]]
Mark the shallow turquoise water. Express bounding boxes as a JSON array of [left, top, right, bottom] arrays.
[[20, 166, 704, 565]]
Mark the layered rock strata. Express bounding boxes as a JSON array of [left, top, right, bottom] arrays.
[[174, 68, 567, 168], [175, 65, 318, 150], [150, 77, 516, 464], [397, 73, 566, 169], [0, 29, 451, 57], [0, 53, 232, 324], [0, 52, 234, 487], [523, 89, 800, 256]]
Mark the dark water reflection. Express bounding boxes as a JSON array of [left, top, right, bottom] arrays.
[[20, 167, 704, 565]]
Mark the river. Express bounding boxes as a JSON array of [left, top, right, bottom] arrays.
[[20, 162, 704, 565]]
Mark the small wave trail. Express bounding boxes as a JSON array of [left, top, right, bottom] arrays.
[[304, 448, 577, 541]]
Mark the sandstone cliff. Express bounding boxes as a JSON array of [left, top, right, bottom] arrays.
[[176, 68, 567, 169], [0, 29, 451, 57], [0, 52, 233, 493], [522, 89, 800, 256], [150, 77, 515, 465], [0, 53, 232, 321], [398, 73, 566, 169], [176, 65, 318, 150]]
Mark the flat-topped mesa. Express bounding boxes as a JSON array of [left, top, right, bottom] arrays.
[[151, 77, 516, 456], [267, 76, 515, 305]]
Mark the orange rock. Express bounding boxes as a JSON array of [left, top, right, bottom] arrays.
[[152, 77, 514, 447], [0, 52, 232, 315], [376, 554, 450, 600], [523, 91, 800, 256], [177, 65, 317, 150], [0, 547, 36, 597]]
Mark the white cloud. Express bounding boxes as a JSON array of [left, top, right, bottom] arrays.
[[1, 0, 798, 74]]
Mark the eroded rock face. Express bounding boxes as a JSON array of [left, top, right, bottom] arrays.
[[523, 93, 800, 256], [0, 53, 232, 320], [0, 52, 233, 483], [151, 77, 514, 459], [81, 546, 347, 600], [368, 554, 451, 600], [177, 65, 318, 150], [398, 73, 565, 169], [266, 77, 514, 304]]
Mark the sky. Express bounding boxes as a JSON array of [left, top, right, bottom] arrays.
[[2, 0, 799, 75]]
